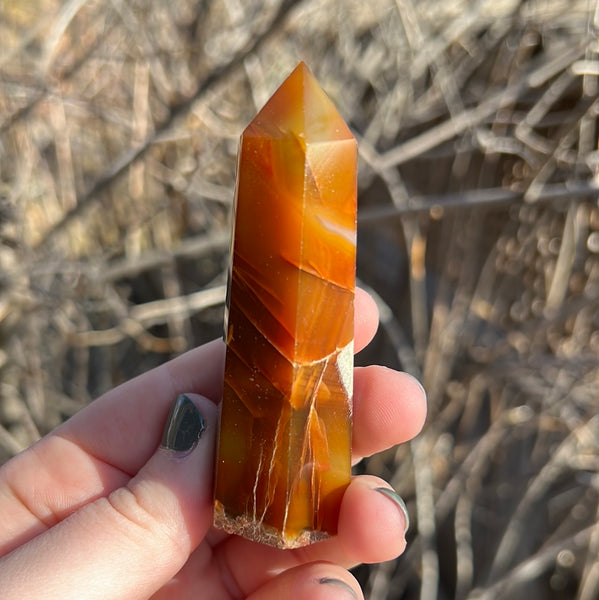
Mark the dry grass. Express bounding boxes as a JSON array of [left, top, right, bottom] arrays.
[[1, 0, 599, 598]]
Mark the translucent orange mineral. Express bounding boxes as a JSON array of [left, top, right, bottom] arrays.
[[213, 62, 357, 548]]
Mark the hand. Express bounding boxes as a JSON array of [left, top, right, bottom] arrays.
[[0, 288, 426, 600]]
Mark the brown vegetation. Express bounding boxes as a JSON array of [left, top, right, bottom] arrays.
[[1, 0, 598, 598]]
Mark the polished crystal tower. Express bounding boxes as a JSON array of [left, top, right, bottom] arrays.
[[214, 62, 357, 548]]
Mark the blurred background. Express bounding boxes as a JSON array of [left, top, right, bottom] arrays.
[[1, 0, 598, 598]]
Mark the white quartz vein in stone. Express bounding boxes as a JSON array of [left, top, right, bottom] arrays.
[[317, 215, 357, 245], [336, 341, 354, 404]]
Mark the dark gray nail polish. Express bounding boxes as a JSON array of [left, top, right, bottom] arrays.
[[319, 577, 359, 599], [375, 487, 410, 533], [161, 394, 206, 453]]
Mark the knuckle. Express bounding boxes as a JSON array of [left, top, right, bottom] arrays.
[[104, 484, 187, 558]]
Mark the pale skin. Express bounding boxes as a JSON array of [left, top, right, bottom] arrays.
[[0, 288, 427, 599]]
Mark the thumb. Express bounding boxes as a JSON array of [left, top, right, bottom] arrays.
[[0, 394, 217, 600]]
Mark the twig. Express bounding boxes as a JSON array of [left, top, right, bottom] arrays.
[[99, 230, 229, 282], [0, 424, 25, 458], [412, 434, 439, 600], [545, 202, 578, 314], [68, 285, 226, 347], [357, 181, 599, 223]]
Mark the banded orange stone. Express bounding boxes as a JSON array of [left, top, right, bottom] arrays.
[[213, 62, 357, 548]]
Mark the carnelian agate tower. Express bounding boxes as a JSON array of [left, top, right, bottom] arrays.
[[214, 62, 357, 549]]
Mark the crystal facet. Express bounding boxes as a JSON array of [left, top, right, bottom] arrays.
[[213, 62, 357, 549]]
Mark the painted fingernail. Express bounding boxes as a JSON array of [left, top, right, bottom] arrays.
[[319, 577, 359, 599], [375, 487, 410, 534], [161, 394, 206, 453]]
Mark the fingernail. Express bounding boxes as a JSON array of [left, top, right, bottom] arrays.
[[406, 372, 427, 403], [375, 487, 410, 534], [161, 394, 206, 453], [319, 577, 359, 599]]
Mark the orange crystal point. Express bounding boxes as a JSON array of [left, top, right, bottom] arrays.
[[214, 62, 357, 549]]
